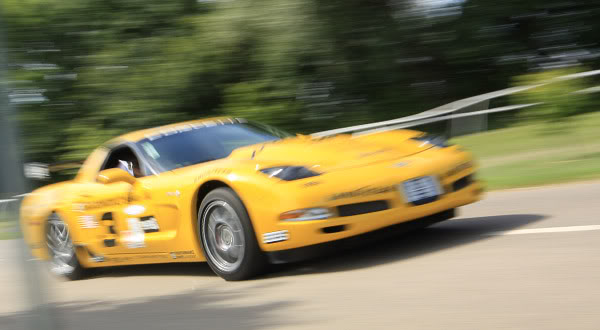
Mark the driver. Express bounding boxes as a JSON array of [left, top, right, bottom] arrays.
[[117, 159, 134, 176], [117, 159, 141, 177]]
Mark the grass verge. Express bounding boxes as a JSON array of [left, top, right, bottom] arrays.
[[452, 111, 600, 190], [0, 221, 21, 240]]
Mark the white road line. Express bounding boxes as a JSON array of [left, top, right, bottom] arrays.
[[485, 225, 600, 236]]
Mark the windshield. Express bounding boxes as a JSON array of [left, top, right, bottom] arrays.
[[136, 122, 292, 171]]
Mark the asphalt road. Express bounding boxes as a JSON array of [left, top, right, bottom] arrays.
[[1, 181, 600, 330]]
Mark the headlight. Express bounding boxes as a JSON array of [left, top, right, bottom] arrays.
[[411, 134, 449, 148], [260, 166, 321, 181], [279, 208, 332, 221]]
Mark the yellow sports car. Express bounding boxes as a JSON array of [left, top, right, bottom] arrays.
[[20, 117, 483, 281]]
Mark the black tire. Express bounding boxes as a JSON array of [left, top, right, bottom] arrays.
[[62, 255, 87, 281], [198, 188, 266, 281], [45, 213, 88, 281]]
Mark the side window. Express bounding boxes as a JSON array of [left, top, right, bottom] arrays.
[[101, 146, 144, 178]]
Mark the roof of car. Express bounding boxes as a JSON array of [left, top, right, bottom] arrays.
[[113, 116, 238, 143]]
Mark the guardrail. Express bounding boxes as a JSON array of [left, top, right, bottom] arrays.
[[312, 69, 600, 137], [0, 196, 22, 243], [0, 195, 24, 223]]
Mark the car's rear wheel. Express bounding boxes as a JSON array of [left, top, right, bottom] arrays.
[[198, 188, 265, 281], [46, 213, 86, 280]]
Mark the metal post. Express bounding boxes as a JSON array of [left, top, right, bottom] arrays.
[[0, 8, 58, 330]]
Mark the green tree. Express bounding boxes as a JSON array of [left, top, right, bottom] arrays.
[[511, 68, 596, 123]]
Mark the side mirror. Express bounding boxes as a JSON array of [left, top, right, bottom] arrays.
[[97, 168, 136, 185]]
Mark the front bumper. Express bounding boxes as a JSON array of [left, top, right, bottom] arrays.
[[259, 180, 483, 252], [266, 208, 456, 264]]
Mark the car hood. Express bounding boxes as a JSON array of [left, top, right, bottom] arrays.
[[228, 131, 434, 172]]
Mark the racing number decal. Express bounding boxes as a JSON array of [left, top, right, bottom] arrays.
[[119, 215, 160, 249], [121, 218, 145, 249], [101, 212, 118, 247]]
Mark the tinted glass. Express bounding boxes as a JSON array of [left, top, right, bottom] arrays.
[[136, 122, 291, 171]]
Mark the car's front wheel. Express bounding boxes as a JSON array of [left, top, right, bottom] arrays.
[[46, 212, 87, 280], [198, 188, 265, 281]]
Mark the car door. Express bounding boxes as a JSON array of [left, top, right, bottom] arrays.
[[73, 143, 181, 258], [123, 172, 183, 254]]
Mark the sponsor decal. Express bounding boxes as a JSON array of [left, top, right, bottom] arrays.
[[194, 168, 232, 183], [106, 254, 170, 263], [170, 250, 196, 259], [303, 181, 321, 187], [140, 216, 159, 233], [90, 255, 105, 263], [393, 161, 409, 168], [166, 190, 181, 197], [121, 218, 145, 248], [358, 148, 391, 158], [145, 119, 240, 141], [135, 254, 169, 260], [72, 203, 86, 212], [328, 185, 395, 201], [120, 216, 159, 248], [124, 204, 145, 216], [104, 256, 132, 263], [85, 247, 105, 262], [78, 215, 99, 229], [445, 161, 473, 178], [84, 197, 128, 210]]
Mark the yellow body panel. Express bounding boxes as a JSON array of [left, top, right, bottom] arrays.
[[20, 118, 483, 269]]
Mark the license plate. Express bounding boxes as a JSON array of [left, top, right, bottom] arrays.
[[401, 176, 442, 204]]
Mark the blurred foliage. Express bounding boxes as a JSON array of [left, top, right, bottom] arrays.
[[512, 68, 596, 123], [2, 0, 600, 165]]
